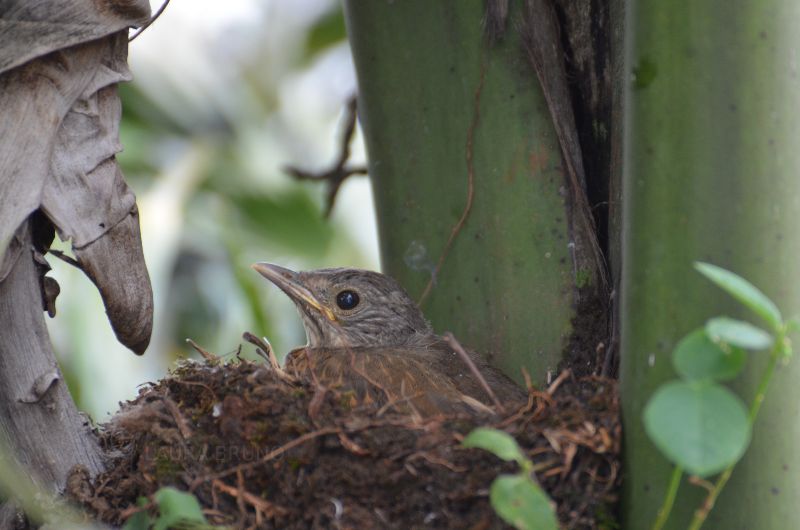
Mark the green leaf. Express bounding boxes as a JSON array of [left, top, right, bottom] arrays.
[[305, 8, 347, 58], [489, 475, 559, 530], [152, 487, 208, 530], [786, 316, 800, 335], [694, 262, 782, 331], [463, 428, 526, 466], [644, 381, 751, 477], [706, 317, 773, 351], [672, 328, 746, 381], [227, 191, 334, 258]]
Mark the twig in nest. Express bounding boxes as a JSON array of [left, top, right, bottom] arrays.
[[497, 388, 550, 428], [532, 458, 559, 474], [547, 369, 571, 395], [170, 379, 219, 401], [284, 96, 367, 217], [542, 465, 566, 479], [211, 477, 288, 520], [129, 0, 172, 42], [561, 443, 578, 478], [406, 451, 467, 473], [521, 367, 533, 391], [443, 332, 504, 414], [118, 502, 150, 521], [495, 368, 545, 427], [160, 396, 193, 440], [235, 470, 246, 523], [242, 332, 279, 370], [194, 427, 340, 485], [337, 432, 368, 455], [542, 429, 562, 453], [186, 338, 218, 363]]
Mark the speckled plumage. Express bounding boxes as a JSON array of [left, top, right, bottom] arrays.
[[254, 264, 525, 415]]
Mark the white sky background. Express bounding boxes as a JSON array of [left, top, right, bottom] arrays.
[[46, 0, 380, 419]]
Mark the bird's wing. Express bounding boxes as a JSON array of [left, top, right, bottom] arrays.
[[285, 347, 495, 416], [416, 340, 528, 405]]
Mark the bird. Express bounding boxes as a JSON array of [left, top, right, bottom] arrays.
[[252, 263, 526, 416]]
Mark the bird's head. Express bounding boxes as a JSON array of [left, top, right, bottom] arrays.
[[252, 263, 433, 348]]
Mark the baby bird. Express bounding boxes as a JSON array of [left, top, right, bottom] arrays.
[[253, 263, 525, 416]]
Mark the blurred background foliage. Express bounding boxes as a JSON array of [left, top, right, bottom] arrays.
[[46, 0, 380, 419]]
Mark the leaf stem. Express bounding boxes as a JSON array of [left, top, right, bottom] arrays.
[[651, 465, 683, 530], [687, 329, 783, 530]]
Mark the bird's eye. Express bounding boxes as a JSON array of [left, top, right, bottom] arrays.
[[335, 290, 360, 310]]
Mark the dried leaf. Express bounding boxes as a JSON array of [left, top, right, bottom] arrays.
[[0, 0, 150, 76]]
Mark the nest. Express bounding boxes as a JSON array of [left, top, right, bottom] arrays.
[[69, 358, 620, 529]]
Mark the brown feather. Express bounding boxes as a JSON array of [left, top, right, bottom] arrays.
[[286, 344, 524, 417]]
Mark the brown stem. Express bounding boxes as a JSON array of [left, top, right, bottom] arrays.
[[443, 332, 504, 413]]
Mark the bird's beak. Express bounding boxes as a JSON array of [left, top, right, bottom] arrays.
[[252, 262, 337, 322]]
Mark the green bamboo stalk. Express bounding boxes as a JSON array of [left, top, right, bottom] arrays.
[[621, 1, 800, 527], [343, 0, 602, 382]]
